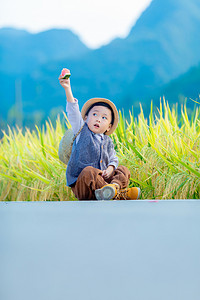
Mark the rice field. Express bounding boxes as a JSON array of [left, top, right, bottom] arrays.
[[0, 100, 200, 200]]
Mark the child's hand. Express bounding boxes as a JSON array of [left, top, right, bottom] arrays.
[[59, 74, 71, 90], [59, 68, 75, 103], [102, 166, 114, 180]]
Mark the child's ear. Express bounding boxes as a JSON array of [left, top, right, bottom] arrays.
[[106, 124, 112, 133], [84, 115, 88, 121]]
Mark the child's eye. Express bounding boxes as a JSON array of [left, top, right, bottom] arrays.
[[102, 116, 107, 120], [93, 113, 97, 116]]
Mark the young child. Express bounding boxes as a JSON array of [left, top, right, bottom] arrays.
[[59, 69, 141, 201]]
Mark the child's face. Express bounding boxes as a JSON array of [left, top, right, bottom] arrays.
[[85, 105, 112, 134]]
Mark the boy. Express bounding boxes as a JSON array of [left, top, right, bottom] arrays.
[[59, 70, 140, 200]]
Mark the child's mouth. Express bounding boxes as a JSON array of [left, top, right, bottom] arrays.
[[94, 124, 100, 128]]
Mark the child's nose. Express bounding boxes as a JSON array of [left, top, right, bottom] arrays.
[[96, 116, 101, 122]]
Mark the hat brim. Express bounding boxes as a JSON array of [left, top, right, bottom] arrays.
[[81, 98, 119, 135]]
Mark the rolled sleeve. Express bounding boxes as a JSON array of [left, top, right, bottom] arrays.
[[108, 149, 119, 169]]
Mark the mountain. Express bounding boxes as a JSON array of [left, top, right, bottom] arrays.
[[151, 62, 200, 106], [35, 0, 200, 112], [0, 27, 90, 74], [1, 0, 200, 129], [0, 28, 90, 127], [64, 0, 200, 107], [122, 0, 200, 107]]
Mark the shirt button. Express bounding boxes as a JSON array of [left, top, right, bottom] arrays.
[[100, 160, 103, 163]]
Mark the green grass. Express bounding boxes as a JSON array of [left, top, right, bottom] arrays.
[[0, 100, 200, 200]]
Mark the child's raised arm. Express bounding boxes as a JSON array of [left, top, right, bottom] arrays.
[[59, 68, 75, 103], [59, 68, 84, 135]]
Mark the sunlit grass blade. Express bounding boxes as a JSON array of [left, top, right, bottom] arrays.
[[0, 172, 23, 183]]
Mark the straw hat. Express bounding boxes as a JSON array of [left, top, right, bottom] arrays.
[[81, 98, 119, 135]]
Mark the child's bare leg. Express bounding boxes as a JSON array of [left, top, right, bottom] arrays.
[[71, 166, 107, 200]]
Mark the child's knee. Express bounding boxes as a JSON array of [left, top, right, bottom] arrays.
[[79, 166, 98, 180], [81, 166, 95, 175], [117, 165, 130, 177]]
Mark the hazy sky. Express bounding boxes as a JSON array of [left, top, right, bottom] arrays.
[[0, 0, 152, 48]]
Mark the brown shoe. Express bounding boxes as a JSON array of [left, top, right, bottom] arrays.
[[95, 184, 119, 200], [115, 187, 141, 200]]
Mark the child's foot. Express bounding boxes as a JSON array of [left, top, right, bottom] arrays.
[[95, 184, 119, 200], [115, 187, 141, 200], [95, 184, 141, 200]]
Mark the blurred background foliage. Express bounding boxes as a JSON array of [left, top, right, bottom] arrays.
[[1, 0, 200, 134]]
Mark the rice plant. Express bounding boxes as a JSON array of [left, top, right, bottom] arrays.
[[113, 100, 200, 199], [0, 100, 199, 200], [0, 113, 76, 201]]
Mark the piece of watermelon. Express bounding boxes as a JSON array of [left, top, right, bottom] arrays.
[[61, 68, 71, 79]]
